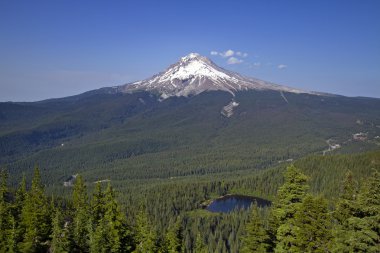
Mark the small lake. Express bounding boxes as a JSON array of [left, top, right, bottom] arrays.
[[206, 195, 271, 213]]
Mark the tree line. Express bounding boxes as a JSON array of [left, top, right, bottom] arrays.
[[0, 163, 379, 252], [0, 168, 182, 253], [241, 165, 380, 252]]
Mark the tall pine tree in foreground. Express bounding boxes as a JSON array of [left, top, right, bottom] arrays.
[[333, 170, 380, 252], [72, 175, 90, 252], [357, 170, 380, 250], [194, 232, 208, 253], [19, 167, 51, 253], [332, 171, 361, 252], [133, 205, 157, 253], [0, 170, 11, 252], [90, 182, 105, 228], [51, 208, 71, 253], [272, 164, 308, 253], [89, 182, 132, 253], [293, 195, 332, 252], [164, 217, 183, 253], [241, 204, 272, 253]]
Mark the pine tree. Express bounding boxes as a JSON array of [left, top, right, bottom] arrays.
[[89, 182, 106, 253], [105, 183, 130, 252], [164, 217, 182, 253], [89, 182, 131, 253], [7, 215, 17, 253], [0, 170, 11, 252], [331, 170, 365, 252], [357, 170, 380, 250], [241, 205, 272, 253], [332, 169, 380, 252], [333, 170, 358, 225], [134, 205, 157, 253], [72, 174, 90, 252], [272, 164, 308, 252], [51, 209, 71, 253], [19, 167, 51, 252], [194, 232, 207, 253], [293, 195, 332, 252], [90, 182, 105, 227], [89, 217, 110, 253], [9, 174, 27, 250], [14, 174, 27, 218]]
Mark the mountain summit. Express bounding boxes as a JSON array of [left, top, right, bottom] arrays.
[[121, 53, 315, 99]]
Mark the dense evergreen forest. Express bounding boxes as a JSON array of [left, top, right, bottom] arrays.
[[1, 151, 379, 252], [3, 90, 380, 188]]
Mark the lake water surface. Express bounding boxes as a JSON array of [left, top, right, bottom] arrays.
[[206, 195, 271, 213]]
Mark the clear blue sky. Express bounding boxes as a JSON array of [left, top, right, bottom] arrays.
[[1, 0, 379, 101]]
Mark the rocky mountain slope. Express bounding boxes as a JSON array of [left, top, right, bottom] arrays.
[[121, 53, 320, 99]]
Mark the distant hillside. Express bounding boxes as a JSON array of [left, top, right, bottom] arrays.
[[1, 88, 379, 185]]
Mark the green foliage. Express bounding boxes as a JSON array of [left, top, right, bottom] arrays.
[[51, 209, 71, 253], [293, 196, 332, 252], [272, 165, 309, 252], [273, 165, 309, 222], [332, 170, 380, 252], [90, 182, 105, 227], [164, 217, 182, 253], [72, 174, 90, 252], [90, 218, 111, 253], [89, 182, 132, 253], [134, 206, 158, 253], [241, 205, 272, 253], [19, 167, 51, 252], [194, 232, 208, 253], [3, 91, 380, 187], [7, 215, 17, 253], [0, 151, 380, 252], [333, 171, 358, 226], [0, 170, 11, 252], [358, 170, 380, 247]]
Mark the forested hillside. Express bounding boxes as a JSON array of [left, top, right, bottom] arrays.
[[2, 90, 380, 187], [1, 150, 379, 252]]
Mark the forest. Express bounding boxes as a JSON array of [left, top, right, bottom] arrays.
[[0, 151, 379, 252]]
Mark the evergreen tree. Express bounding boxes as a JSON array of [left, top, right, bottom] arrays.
[[90, 182, 106, 227], [272, 164, 308, 252], [89, 217, 110, 253], [241, 205, 272, 253], [266, 209, 278, 250], [331, 170, 365, 252], [14, 174, 27, 218], [72, 174, 90, 252], [134, 205, 157, 253], [164, 217, 182, 253], [357, 170, 380, 250], [332, 170, 380, 252], [7, 215, 17, 253], [19, 167, 51, 253], [12, 175, 27, 251], [293, 195, 332, 252], [333, 170, 358, 225], [0, 170, 11, 252], [89, 182, 131, 253], [194, 232, 207, 253], [51, 209, 71, 253]]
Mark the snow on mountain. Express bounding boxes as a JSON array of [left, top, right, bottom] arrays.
[[120, 53, 318, 99]]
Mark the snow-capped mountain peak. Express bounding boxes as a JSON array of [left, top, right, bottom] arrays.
[[121, 53, 315, 99]]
